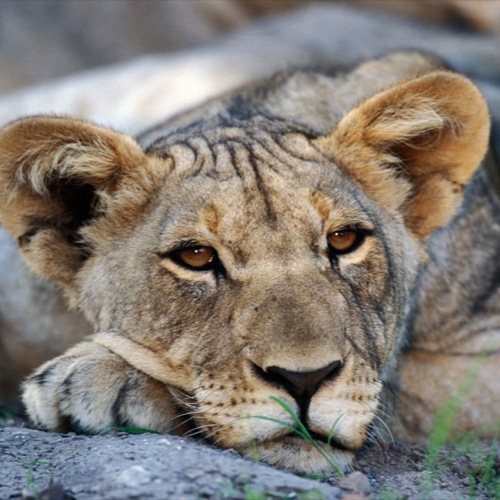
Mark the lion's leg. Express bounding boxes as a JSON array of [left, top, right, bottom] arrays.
[[392, 336, 500, 443], [22, 340, 185, 434]]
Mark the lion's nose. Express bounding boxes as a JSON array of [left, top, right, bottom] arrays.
[[256, 360, 343, 404]]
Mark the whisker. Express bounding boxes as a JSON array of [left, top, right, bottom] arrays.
[[184, 422, 221, 439], [367, 417, 394, 449], [169, 387, 197, 401], [195, 412, 254, 442]]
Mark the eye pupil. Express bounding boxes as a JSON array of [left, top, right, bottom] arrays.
[[177, 246, 216, 269]]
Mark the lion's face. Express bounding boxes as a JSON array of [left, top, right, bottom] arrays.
[[76, 126, 421, 472], [0, 60, 489, 473]]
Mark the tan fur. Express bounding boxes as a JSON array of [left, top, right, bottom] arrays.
[[0, 53, 498, 474]]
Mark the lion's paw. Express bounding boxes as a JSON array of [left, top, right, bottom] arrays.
[[22, 340, 180, 434]]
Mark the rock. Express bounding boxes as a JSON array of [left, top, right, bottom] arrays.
[[0, 428, 342, 500]]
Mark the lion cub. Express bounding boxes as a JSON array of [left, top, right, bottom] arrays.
[[0, 52, 498, 473]]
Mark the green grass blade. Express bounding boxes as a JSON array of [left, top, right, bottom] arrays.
[[327, 415, 343, 448], [240, 415, 309, 440], [268, 396, 312, 440]]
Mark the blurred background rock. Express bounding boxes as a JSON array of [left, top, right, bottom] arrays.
[[1, 0, 499, 96]]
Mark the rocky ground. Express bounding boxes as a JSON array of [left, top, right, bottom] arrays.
[[1, 410, 498, 500]]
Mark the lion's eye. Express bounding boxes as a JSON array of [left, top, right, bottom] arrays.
[[327, 230, 363, 255], [173, 246, 217, 270]]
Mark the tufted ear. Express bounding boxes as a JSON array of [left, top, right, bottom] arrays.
[[314, 71, 490, 237], [0, 116, 163, 289]]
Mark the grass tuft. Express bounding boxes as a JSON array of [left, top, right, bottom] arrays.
[[421, 351, 499, 497]]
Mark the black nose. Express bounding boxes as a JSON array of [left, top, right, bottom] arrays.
[[257, 360, 343, 404]]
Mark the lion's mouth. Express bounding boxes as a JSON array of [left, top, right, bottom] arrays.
[[241, 430, 356, 474], [171, 390, 357, 473]]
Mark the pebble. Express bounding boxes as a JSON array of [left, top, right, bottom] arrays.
[[184, 467, 204, 480], [115, 465, 154, 487], [338, 471, 372, 495]]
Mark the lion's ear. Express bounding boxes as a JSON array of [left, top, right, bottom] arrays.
[[314, 71, 490, 237], [0, 116, 158, 288]]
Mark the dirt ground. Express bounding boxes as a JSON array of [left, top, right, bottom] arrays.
[[1, 411, 498, 500]]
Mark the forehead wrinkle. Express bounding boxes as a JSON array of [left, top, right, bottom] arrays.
[[217, 138, 281, 227]]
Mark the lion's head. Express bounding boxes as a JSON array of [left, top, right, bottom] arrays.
[[0, 54, 490, 473]]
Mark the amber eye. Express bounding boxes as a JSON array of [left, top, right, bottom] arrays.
[[327, 229, 363, 255], [174, 246, 217, 270]]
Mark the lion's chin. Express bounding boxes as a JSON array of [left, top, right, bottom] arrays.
[[238, 435, 354, 475]]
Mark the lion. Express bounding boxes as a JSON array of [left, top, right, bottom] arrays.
[[0, 52, 498, 474]]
